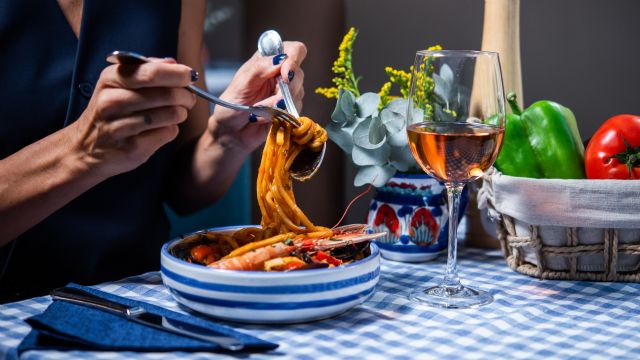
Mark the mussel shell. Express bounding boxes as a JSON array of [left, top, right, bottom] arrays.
[[327, 241, 371, 262], [169, 233, 217, 264]]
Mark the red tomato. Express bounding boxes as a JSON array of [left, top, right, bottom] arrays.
[[190, 244, 219, 264], [315, 251, 342, 266], [585, 114, 640, 179]]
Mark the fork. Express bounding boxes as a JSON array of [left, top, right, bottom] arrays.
[[105, 51, 301, 128]]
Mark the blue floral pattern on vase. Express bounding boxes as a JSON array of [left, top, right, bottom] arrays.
[[367, 173, 468, 262]]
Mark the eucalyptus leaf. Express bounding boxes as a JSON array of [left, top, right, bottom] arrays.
[[390, 145, 416, 172], [337, 89, 356, 124], [353, 117, 385, 149], [390, 160, 410, 173], [403, 102, 426, 124], [387, 128, 408, 147], [384, 98, 408, 115], [352, 143, 391, 166], [354, 164, 396, 187], [355, 92, 380, 118], [331, 99, 349, 124], [433, 72, 452, 103], [440, 63, 453, 83], [380, 106, 405, 134], [368, 115, 386, 144], [411, 105, 425, 123], [326, 122, 354, 154]]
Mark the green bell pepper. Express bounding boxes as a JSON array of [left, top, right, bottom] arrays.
[[494, 92, 586, 179]]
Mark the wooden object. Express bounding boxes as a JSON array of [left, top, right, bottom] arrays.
[[481, 0, 523, 108], [465, 0, 522, 249]]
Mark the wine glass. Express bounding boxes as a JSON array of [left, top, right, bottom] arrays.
[[405, 50, 505, 309]]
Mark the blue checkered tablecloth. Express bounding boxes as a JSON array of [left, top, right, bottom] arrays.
[[2, 247, 640, 360]]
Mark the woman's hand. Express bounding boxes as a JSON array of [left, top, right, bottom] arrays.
[[69, 58, 198, 179], [207, 41, 307, 154], [0, 58, 199, 243], [163, 40, 307, 213]]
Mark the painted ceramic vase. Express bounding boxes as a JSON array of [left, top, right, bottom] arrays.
[[367, 173, 468, 262]]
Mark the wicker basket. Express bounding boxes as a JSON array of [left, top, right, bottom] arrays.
[[478, 168, 640, 282]]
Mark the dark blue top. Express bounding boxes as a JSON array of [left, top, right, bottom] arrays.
[[0, 0, 181, 302]]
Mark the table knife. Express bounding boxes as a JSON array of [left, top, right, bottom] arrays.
[[50, 287, 244, 351]]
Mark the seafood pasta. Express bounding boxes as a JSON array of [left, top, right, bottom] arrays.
[[170, 117, 383, 271]]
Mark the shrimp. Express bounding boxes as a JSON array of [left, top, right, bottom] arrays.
[[208, 242, 295, 270]]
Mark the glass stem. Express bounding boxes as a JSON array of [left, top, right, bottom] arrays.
[[443, 182, 465, 290]]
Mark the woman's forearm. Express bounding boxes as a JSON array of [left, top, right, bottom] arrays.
[[0, 125, 104, 246]]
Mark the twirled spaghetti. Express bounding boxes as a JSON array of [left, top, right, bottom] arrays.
[[256, 116, 330, 237]]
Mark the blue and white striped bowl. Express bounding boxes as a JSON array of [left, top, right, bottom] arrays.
[[160, 226, 381, 324]]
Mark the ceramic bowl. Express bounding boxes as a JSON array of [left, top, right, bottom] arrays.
[[160, 226, 381, 324]]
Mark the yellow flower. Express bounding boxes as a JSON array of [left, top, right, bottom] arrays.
[[316, 29, 442, 120], [315, 87, 339, 99], [384, 66, 412, 98], [315, 27, 361, 98], [378, 82, 392, 109]]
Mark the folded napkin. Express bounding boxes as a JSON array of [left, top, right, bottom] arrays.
[[17, 283, 278, 354]]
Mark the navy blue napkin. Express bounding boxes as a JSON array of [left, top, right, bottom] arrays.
[[17, 283, 278, 354]]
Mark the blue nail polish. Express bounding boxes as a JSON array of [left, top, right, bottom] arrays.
[[276, 99, 286, 110], [190, 69, 199, 82], [288, 70, 295, 82], [272, 54, 287, 66], [248, 114, 258, 123]]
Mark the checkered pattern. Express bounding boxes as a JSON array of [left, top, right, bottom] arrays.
[[2, 248, 640, 360]]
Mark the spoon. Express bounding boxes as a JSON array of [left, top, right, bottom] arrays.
[[258, 30, 326, 181]]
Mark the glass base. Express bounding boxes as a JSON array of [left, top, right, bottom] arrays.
[[409, 284, 493, 309]]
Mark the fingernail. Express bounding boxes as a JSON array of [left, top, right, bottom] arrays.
[[272, 53, 287, 66], [288, 70, 295, 82], [190, 69, 199, 82], [248, 114, 258, 123], [276, 99, 286, 110]]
